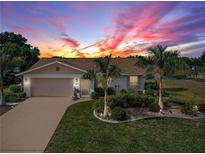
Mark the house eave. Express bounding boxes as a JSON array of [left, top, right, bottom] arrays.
[[16, 61, 87, 76], [121, 73, 144, 76]]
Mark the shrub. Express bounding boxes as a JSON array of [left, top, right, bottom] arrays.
[[91, 92, 99, 99], [93, 99, 104, 113], [4, 91, 18, 102], [145, 89, 155, 96], [108, 93, 155, 109], [107, 87, 115, 95], [93, 87, 115, 97], [145, 81, 158, 90], [163, 99, 171, 108], [172, 75, 187, 80], [198, 104, 205, 112], [137, 95, 155, 106], [149, 103, 160, 112], [108, 93, 135, 109], [168, 99, 186, 105], [9, 84, 23, 93], [111, 107, 127, 121], [119, 89, 127, 94], [181, 104, 198, 116], [137, 91, 143, 94], [163, 90, 169, 97], [17, 92, 26, 99], [94, 87, 104, 97]]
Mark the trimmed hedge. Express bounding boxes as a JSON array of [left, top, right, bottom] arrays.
[[107, 87, 115, 95], [149, 103, 160, 112], [111, 107, 127, 121], [145, 81, 158, 90], [91, 92, 100, 100], [119, 89, 127, 94], [94, 87, 104, 97], [5, 91, 18, 102], [93, 87, 116, 99], [108, 93, 155, 109], [181, 104, 198, 116], [17, 92, 26, 98], [9, 84, 23, 93], [4, 84, 26, 102]]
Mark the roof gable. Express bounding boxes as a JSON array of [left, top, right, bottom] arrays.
[[18, 58, 145, 76], [17, 60, 87, 76]]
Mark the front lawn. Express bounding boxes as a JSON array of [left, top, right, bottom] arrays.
[[163, 80, 205, 106], [45, 101, 205, 153], [0, 106, 12, 116]]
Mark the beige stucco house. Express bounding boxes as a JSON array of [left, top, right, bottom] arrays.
[[17, 58, 146, 97]]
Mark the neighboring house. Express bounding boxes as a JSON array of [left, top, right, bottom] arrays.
[[17, 58, 146, 97]]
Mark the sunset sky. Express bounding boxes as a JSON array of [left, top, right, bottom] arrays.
[[1, 1, 205, 58]]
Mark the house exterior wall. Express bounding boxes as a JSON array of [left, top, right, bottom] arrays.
[[23, 73, 92, 97], [137, 75, 146, 91], [23, 74, 145, 97], [109, 75, 145, 92], [22, 62, 145, 97], [22, 63, 86, 97], [109, 76, 129, 91]]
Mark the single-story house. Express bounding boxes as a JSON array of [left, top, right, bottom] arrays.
[[17, 58, 146, 97]]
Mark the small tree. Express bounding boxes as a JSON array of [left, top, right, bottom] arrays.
[[0, 32, 40, 86], [136, 45, 185, 111], [83, 54, 121, 117], [0, 49, 23, 105], [0, 50, 9, 105]]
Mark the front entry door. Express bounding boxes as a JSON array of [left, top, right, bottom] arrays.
[[81, 79, 90, 95]]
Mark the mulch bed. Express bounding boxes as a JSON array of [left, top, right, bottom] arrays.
[[126, 105, 204, 120], [94, 104, 204, 123]]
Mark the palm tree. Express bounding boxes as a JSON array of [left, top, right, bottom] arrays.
[[83, 54, 121, 117], [136, 45, 184, 111], [82, 70, 97, 88]]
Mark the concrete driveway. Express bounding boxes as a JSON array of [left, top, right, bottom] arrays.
[[0, 97, 89, 152]]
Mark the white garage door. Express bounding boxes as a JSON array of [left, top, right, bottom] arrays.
[[31, 78, 73, 97]]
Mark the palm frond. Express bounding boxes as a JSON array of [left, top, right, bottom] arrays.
[[108, 65, 121, 78], [82, 70, 96, 81]]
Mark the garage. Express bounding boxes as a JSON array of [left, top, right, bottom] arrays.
[[31, 78, 73, 97]]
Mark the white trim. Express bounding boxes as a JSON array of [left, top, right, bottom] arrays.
[[26, 73, 82, 78], [121, 73, 143, 76], [17, 61, 87, 76]]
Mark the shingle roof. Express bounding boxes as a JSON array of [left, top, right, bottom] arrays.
[[28, 58, 145, 75]]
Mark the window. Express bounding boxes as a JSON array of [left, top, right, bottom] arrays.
[[56, 67, 60, 71], [129, 76, 138, 90]]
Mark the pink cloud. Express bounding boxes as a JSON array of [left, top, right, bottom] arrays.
[[61, 37, 79, 49], [47, 15, 71, 35], [95, 2, 178, 54]]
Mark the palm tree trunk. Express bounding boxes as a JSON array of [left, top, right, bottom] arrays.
[[103, 87, 108, 117], [158, 75, 163, 111]]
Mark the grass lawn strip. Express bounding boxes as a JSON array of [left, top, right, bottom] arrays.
[[0, 106, 12, 116], [45, 100, 205, 153]]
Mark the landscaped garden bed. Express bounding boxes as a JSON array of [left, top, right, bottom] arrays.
[[4, 84, 26, 103], [93, 90, 204, 123], [0, 84, 26, 115]]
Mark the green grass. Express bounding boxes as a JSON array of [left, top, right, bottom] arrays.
[[0, 106, 12, 116], [45, 101, 205, 153], [163, 80, 205, 105]]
